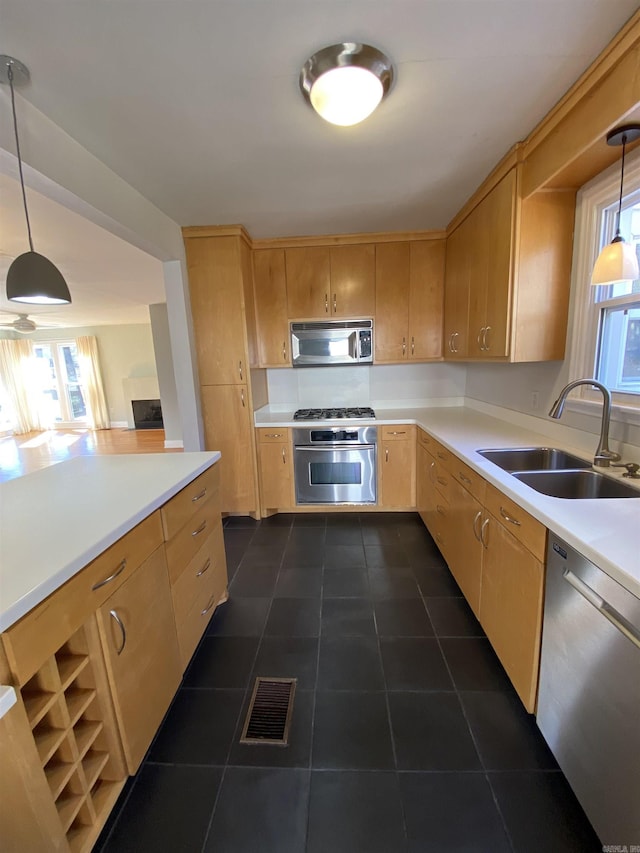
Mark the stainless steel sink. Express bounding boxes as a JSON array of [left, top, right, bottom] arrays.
[[477, 447, 591, 472], [512, 470, 640, 499]]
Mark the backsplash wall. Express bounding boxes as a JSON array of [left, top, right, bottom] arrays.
[[266, 363, 467, 409]]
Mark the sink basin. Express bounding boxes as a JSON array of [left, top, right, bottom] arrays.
[[477, 447, 591, 472], [512, 470, 640, 499]]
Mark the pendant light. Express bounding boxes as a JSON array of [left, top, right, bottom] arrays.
[[0, 55, 72, 305], [300, 43, 394, 127], [591, 123, 640, 286]]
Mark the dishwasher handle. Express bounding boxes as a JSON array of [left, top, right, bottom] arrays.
[[563, 569, 640, 650]]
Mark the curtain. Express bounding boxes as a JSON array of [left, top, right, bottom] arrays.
[[76, 335, 110, 430], [0, 338, 44, 433]]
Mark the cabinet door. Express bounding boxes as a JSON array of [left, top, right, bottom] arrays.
[[258, 440, 294, 510], [329, 244, 375, 317], [98, 547, 181, 772], [200, 384, 257, 514], [447, 478, 484, 616], [479, 514, 544, 712], [408, 240, 445, 360], [443, 224, 469, 358], [253, 248, 290, 367], [375, 242, 410, 362], [378, 427, 416, 508], [185, 236, 249, 385], [482, 168, 515, 358], [285, 247, 331, 319]]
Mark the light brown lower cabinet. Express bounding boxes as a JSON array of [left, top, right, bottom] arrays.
[[378, 425, 416, 508], [256, 428, 294, 512], [416, 428, 547, 712], [97, 546, 181, 774]]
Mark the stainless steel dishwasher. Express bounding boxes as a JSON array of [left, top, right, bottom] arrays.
[[537, 535, 640, 847]]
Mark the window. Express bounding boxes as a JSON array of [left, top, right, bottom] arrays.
[[32, 341, 88, 427], [568, 148, 640, 418]]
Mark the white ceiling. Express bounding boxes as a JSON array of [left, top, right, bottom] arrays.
[[0, 0, 638, 325]]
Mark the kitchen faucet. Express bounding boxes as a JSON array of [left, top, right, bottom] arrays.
[[548, 379, 621, 467]]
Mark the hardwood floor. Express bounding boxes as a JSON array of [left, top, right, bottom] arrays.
[[0, 428, 182, 482]]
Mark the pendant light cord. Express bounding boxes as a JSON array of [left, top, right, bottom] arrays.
[[615, 132, 628, 239], [7, 63, 35, 253]]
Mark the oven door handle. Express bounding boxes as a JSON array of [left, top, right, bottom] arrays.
[[294, 444, 376, 451]]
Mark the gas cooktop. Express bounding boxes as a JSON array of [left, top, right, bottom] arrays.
[[293, 407, 376, 421]]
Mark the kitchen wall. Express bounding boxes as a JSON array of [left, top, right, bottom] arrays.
[[18, 323, 158, 426], [149, 303, 181, 445], [266, 362, 466, 409]]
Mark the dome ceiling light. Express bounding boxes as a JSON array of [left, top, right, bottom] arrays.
[[300, 43, 394, 127], [0, 55, 72, 305]]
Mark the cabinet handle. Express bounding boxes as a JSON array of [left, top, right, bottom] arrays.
[[402, 336, 406, 356], [436, 476, 447, 486], [109, 609, 126, 655], [333, 293, 337, 313], [282, 448, 286, 464], [201, 594, 217, 616], [436, 504, 446, 516], [437, 451, 447, 460], [283, 341, 287, 361], [448, 333, 455, 353], [196, 558, 211, 577], [239, 361, 243, 380], [191, 488, 207, 503], [472, 510, 482, 541], [480, 517, 490, 548], [483, 326, 491, 351], [92, 559, 126, 591], [429, 461, 436, 484], [453, 332, 460, 353], [499, 506, 521, 527], [388, 430, 406, 436], [411, 336, 415, 355], [265, 433, 282, 438], [241, 389, 245, 407], [325, 293, 329, 313], [459, 473, 471, 485], [385, 448, 389, 462], [192, 520, 207, 538], [477, 327, 486, 351]]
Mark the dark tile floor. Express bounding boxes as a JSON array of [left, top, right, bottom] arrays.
[[96, 512, 601, 853]]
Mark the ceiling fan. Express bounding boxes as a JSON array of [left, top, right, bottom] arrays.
[[0, 311, 60, 334]]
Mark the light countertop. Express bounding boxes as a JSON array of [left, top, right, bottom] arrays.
[[0, 452, 220, 632], [255, 404, 639, 597]]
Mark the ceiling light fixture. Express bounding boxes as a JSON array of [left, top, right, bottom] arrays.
[[591, 123, 640, 286], [300, 43, 394, 127], [0, 55, 72, 305]]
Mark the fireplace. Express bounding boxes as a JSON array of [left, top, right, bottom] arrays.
[[131, 399, 164, 430]]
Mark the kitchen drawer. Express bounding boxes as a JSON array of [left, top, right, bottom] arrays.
[[430, 459, 451, 502], [164, 497, 219, 583], [417, 428, 433, 452], [430, 499, 452, 562], [2, 512, 163, 686], [380, 424, 414, 441], [257, 428, 291, 444], [161, 464, 220, 541], [417, 430, 451, 466], [451, 458, 487, 504], [484, 483, 547, 561], [171, 520, 226, 625]]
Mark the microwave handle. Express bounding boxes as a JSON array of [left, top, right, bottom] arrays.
[[354, 331, 362, 361]]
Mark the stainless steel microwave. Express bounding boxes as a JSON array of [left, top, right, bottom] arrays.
[[290, 320, 373, 367]]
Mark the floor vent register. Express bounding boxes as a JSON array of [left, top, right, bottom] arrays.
[[239, 677, 297, 746]]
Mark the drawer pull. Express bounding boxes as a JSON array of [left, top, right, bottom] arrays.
[[196, 558, 211, 577], [437, 451, 447, 460], [499, 507, 521, 527], [191, 488, 207, 503], [239, 360, 243, 381], [429, 461, 436, 484], [109, 609, 126, 655], [459, 473, 471, 485], [436, 476, 447, 486], [92, 559, 126, 591], [436, 504, 446, 516], [201, 594, 217, 616], [388, 431, 406, 436], [192, 520, 207, 538], [385, 449, 389, 462], [472, 510, 483, 541], [480, 518, 490, 548], [265, 433, 283, 438]]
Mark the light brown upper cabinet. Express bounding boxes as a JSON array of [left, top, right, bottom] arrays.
[[443, 165, 575, 362], [375, 240, 445, 363], [285, 245, 375, 319], [253, 248, 290, 367]]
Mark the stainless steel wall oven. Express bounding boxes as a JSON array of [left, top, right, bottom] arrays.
[[293, 426, 377, 504]]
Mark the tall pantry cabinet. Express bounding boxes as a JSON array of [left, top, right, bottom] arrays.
[[183, 227, 264, 515]]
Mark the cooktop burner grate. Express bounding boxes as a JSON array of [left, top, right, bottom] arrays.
[[293, 407, 376, 421]]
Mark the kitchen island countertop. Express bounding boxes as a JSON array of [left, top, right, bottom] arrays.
[[0, 451, 220, 632], [255, 404, 639, 598]]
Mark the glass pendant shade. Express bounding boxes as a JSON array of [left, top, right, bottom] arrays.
[[591, 237, 639, 286], [6, 251, 72, 304]]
